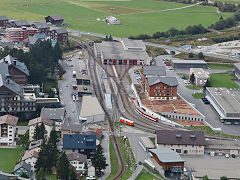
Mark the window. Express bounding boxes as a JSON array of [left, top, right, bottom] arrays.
[[184, 150, 188, 154], [176, 149, 181, 153]]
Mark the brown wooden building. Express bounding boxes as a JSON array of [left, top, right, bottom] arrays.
[[50, 29, 68, 44], [45, 15, 64, 26], [149, 148, 185, 172], [145, 76, 178, 100], [8, 20, 30, 28], [0, 16, 9, 28], [31, 22, 50, 35]]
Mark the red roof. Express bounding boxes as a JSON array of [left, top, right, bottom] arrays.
[[93, 128, 102, 136], [0, 114, 18, 126], [28, 117, 53, 127]]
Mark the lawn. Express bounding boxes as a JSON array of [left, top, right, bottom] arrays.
[[192, 92, 205, 99], [0, 148, 25, 172], [46, 174, 57, 180], [207, 64, 233, 70], [0, 0, 231, 37], [106, 138, 119, 180], [210, 73, 240, 88], [136, 171, 161, 180]]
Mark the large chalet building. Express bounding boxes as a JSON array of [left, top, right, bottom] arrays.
[[0, 114, 18, 146], [45, 15, 64, 26], [31, 22, 50, 35], [50, 29, 68, 44]]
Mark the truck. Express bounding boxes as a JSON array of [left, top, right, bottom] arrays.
[[73, 71, 76, 78]]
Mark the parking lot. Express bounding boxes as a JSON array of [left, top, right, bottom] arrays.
[[182, 154, 240, 179]]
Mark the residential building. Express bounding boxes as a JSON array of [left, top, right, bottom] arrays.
[[155, 130, 205, 155], [94, 38, 151, 65], [6, 28, 28, 42], [145, 76, 178, 100], [63, 134, 96, 158], [234, 62, 240, 80], [206, 87, 240, 123], [143, 66, 166, 77], [0, 55, 29, 85], [61, 124, 82, 138], [0, 114, 18, 146], [67, 152, 87, 173], [149, 148, 185, 173], [13, 161, 31, 177], [50, 28, 68, 44], [106, 16, 120, 25], [31, 22, 50, 35], [0, 16, 9, 28], [171, 60, 207, 69], [25, 27, 38, 37], [45, 15, 64, 26], [21, 150, 38, 172], [28, 139, 43, 152], [189, 68, 209, 86], [28, 117, 53, 141], [40, 107, 66, 126], [8, 20, 30, 28]]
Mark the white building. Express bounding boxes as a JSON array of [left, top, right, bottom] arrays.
[[0, 114, 18, 146], [28, 117, 53, 141], [106, 16, 120, 25], [189, 68, 209, 86], [67, 152, 87, 174], [21, 149, 38, 172]]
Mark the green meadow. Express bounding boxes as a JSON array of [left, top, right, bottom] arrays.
[[0, 0, 231, 37]]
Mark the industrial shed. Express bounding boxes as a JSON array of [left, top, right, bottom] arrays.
[[172, 60, 207, 69]]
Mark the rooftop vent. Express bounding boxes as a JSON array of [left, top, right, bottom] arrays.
[[190, 134, 196, 139], [176, 134, 182, 138]]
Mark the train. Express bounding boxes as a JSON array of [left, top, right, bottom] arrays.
[[132, 98, 158, 122], [144, 159, 158, 173], [119, 117, 134, 126]]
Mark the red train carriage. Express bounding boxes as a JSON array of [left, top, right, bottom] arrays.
[[120, 117, 134, 126]]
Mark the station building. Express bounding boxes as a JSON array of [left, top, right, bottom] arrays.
[[94, 38, 151, 65]]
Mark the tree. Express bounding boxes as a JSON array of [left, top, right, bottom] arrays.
[[190, 73, 195, 84], [36, 168, 46, 180], [203, 175, 209, 180], [19, 130, 30, 150], [109, 35, 113, 41], [198, 52, 204, 59], [204, 79, 211, 91], [56, 152, 70, 180], [188, 52, 194, 58], [69, 168, 77, 180], [91, 144, 107, 177], [221, 176, 227, 180], [48, 128, 58, 168], [39, 123, 47, 140], [33, 124, 40, 141]]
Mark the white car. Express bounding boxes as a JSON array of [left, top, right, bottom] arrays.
[[167, 66, 173, 71], [184, 80, 190, 84], [225, 154, 230, 158]]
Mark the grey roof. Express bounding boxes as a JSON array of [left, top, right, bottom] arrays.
[[13, 20, 30, 27], [32, 22, 50, 29], [172, 60, 206, 64], [121, 38, 145, 51], [67, 152, 87, 163], [0, 74, 23, 97], [61, 123, 81, 133], [95, 41, 150, 61], [139, 137, 155, 149], [149, 148, 185, 163], [0, 55, 29, 76], [33, 33, 47, 39], [40, 108, 66, 121], [143, 66, 166, 76], [55, 28, 68, 34], [0, 16, 8, 21], [156, 130, 205, 146], [28, 36, 39, 46], [29, 139, 42, 150], [0, 62, 9, 75], [148, 76, 178, 87], [206, 87, 240, 116], [234, 62, 240, 70], [47, 15, 64, 21], [14, 161, 31, 172], [80, 96, 104, 117], [63, 134, 96, 150]]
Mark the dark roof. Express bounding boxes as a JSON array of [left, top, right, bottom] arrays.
[[61, 123, 81, 133], [40, 108, 66, 121], [63, 134, 96, 150], [148, 76, 178, 87], [47, 15, 64, 21], [14, 161, 31, 172], [13, 20, 30, 27], [67, 152, 87, 163], [0, 74, 23, 97], [0, 16, 9, 21], [28, 36, 39, 46], [33, 33, 47, 39], [143, 66, 166, 76], [84, 131, 101, 140], [234, 63, 240, 70], [0, 114, 18, 126], [32, 22, 50, 29], [55, 28, 68, 34], [156, 130, 205, 146], [29, 139, 43, 150]]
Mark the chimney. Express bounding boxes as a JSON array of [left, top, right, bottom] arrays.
[[7, 79, 10, 84], [4, 58, 7, 63], [190, 134, 196, 139], [176, 133, 182, 139], [13, 60, 16, 66]]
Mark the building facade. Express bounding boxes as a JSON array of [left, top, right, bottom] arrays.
[[13, 161, 31, 177], [172, 60, 207, 69], [0, 114, 18, 146], [67, 152, 87, 173], [145, 77, 178, 100], [189, 68, 209, 86], [50, 29, 68, 44], [31, 22, 50, 35], [6, 28, 28, 42], [0, 16, 9, 27], [21, 150, 38, 172], [156, 130, 205, 155]]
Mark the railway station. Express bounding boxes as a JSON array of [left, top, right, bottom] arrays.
[[94, 38, 151, 65]]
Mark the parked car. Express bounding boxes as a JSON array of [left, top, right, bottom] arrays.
[[204, 101, 210, 104], [234, 121, 239, 125], [167, 66, 173, 71], [225, 154, 230, 158], [225, 121, 232, 125], [232, 154, 236, 158], [201, 98, 207, 102], [180, 75, 186, 79], [184, 80, 190, 84]]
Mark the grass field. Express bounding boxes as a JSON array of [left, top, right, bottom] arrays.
[[192, 92, 205, 99], [207, 64, 233, 70], [0, 0, 231, 37], [0, 148, 25, 172], [210, 73, 240, 88], [136, 171, 161, 180]]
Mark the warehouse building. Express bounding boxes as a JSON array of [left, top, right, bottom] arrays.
[[206, 87, 240, 123], [172, 60, 207, 69], [94, 38, 151, 65]]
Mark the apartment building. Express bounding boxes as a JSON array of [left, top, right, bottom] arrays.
[[6, 28, 28, 42], [0, 114, 18, 146]]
